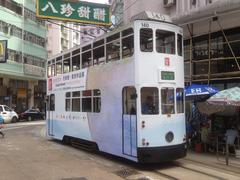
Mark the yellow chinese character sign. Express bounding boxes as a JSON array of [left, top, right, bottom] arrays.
[[0, 40, 7, 63], [36, 0, 111, 26]]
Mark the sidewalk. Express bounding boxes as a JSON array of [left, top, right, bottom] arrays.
[[185, 150, 240, 175]]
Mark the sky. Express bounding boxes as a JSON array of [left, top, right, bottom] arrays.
[[84, 0, 109, 4]]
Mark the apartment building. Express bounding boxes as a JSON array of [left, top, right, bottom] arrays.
[[0, 0, 47, 113]]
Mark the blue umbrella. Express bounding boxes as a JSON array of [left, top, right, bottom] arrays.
[[185, 84, 219, 100]]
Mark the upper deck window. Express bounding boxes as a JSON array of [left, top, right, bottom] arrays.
[[122, 28, 134, 58], [106, 33, 120, 62], [156, 30, 175, 54], [93, 39, 105, 65], [140, 28, 153, 52], [177, 34, 183, 56]]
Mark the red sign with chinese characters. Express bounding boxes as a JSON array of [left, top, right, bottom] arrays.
[[165, 57, 170, 66]]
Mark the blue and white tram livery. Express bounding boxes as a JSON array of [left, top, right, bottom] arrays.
[[46, 15, 186, 163]]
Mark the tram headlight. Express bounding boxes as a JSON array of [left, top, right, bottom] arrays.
[[165, 131, 174, 143]]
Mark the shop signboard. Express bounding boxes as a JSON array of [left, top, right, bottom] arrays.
[[36, 0, 111, 26], [0, 40, 7, 63]]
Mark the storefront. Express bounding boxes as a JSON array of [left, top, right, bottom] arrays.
[[0, 78, 46, 113]]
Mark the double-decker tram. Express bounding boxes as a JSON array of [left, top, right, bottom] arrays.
[[46, 14, 186, 163]]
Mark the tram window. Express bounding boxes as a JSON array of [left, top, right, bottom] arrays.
[[93, 89, 101, 96], [82, 98, 91, 112], [141, 87, 159, 115], [72, 48, 80, 56], [65, 92, 71, 111], [82, 50, 92, 68], [51, 64, 55, 76], [82, 90, 92, 112], [176, 88, 184, 113], [72, 98, 80, 112], [122, 35, 134, 58], [161, 88, 175, 114], [65, 99, 71, 111], [106, 40, 120, 62], [93, 46, 105, 65], [56, 61, 62, 75], [82, 44, 91, 52], [122, 28, 133, 37], [63, 58, 70, 73], [107, 33, 120, 42], [177, 34, 183, 56], [72, 55, 80, 71], [47, 65, 51, 77], [123, 87, 136, 115], [64, 53, 70, 58], [93, 97, 101, 112], [50, 94, 55, 111], [140, 28, 153, 52], [56, 56, 62, 61], [93, 89, 101, 113], [93, 39, 104, 48], [156, 30, 175, 54]]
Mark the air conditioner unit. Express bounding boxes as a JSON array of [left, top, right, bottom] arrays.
[[163, 0, 176, 7]]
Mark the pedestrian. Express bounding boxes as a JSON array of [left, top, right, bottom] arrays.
[[225, 125, 238, 154], [201, 122, 210, 152], [0, 115, 5, 138]]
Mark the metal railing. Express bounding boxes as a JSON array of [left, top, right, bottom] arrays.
[[216, 135, 240, 165]]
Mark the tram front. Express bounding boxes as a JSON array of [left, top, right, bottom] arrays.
[[134, 18, 187, 163]]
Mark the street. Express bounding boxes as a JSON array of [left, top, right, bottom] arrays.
[[0, 121, 239, 180]]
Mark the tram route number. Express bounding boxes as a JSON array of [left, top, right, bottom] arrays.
[[141, 23, 149, 28]]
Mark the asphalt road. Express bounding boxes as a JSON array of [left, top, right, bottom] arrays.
[[0, 121, 239, 180]]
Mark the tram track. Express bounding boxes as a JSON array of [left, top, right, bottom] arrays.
[[143, 160, 232, 180]]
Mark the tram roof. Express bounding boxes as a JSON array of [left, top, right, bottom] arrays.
[[48, 12, 179, 61]]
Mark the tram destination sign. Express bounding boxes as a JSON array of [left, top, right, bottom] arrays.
[[161, 71, 175, 80], [36, 0, 111, 26]]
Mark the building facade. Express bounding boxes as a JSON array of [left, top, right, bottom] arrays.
[[47, 22, 81, 57], [110, 0, 240, 89], [0, 0, 47, 113], [47, 22, 105, 58]]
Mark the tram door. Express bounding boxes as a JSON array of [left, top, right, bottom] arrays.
[[122, 87, 137, 157], [47, 94, 55, 136]]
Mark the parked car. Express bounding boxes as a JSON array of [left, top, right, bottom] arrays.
[[19, 109, 45, 121], [0, 105, 18, 123]]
